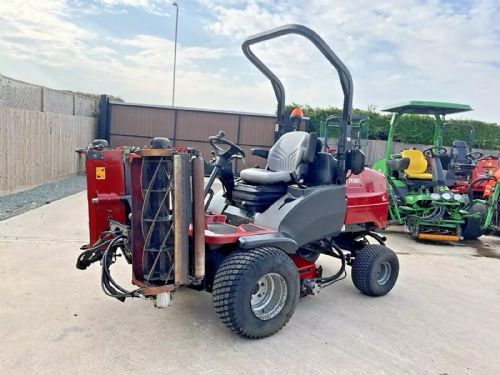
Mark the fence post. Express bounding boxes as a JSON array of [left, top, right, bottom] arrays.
[[97, 95, 109, 141], [173, 108, 178, 146], [41, 87, 45, 112]]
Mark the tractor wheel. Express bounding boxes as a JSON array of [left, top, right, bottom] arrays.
[[351, 245, 399, 297], [462, 202, 486, 240], [212, 247, 299, 339]]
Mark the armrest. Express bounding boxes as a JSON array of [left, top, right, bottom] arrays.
[[251, 148, 269, 159]]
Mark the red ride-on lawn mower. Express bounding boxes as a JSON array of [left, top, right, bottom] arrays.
[[469, 156, 500, 197], [76, 24, 398, 339], [443, 124, 499, 197]]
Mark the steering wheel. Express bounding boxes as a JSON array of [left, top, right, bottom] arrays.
[[467, 151, 484, 161], [208, 131, 246, 159], [477, 155, 499, 162], [423, 146, 447, 158]]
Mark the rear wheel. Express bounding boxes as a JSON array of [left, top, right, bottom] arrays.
[[212, 247, 299, 339], [351, 245, 399, 297], [462, 202, 486, 240]]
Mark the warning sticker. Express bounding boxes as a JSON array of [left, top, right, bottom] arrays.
[[96, 167, 106, 180]]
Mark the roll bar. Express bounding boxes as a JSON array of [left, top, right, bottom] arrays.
[[242, 24, 353, 180]]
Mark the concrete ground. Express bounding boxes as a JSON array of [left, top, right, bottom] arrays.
[[1, 192, 500, 375]]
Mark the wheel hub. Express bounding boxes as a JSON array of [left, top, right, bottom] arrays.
[[250, 273, 287, 321], [376, 261, 392, 285]]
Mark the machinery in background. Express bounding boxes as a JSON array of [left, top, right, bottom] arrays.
[[442, 122, 498, 197], [372, 101, 482, 241], [463, 168, 500, 237]]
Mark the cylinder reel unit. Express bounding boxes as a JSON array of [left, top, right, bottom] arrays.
[[130, 145, 206, 293]]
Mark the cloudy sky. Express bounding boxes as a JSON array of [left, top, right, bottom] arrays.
[[0, 0, 499, 122]]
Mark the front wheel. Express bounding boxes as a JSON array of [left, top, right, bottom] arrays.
[[212, 247, 299, 339], [351, 245, 399, 297], [462, 202, 486, 240]]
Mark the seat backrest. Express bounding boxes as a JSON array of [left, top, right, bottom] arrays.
[[266, 131, 317, 179], [451, 140, 469, 164], [401, 149, 428, 175], [303, 152, 336, 186]]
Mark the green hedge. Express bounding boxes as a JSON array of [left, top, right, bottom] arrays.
[[288, 104, 500, 150]]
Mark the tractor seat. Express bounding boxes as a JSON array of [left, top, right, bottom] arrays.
[[450, 140, 471, 165], [450, 140, 474, 178], [401, 149, 433, 180], [240, 131, 317, 185]]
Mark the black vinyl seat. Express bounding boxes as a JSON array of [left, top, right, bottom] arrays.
[[240, 131, 317, 185], [450, 140, 474, 178], [450, 140, 471, 164]]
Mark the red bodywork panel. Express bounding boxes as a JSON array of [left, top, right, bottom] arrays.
[[189, 214, 275, 245], [290, 255, 317, 279], [84, 149, 127, 245], [472, 157, 499, 194], [345, 168, 389, 228], [450, 179, 469, 194], [484, 169, 500, 197]]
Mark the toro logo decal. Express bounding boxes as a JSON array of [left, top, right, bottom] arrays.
[[96, 167, 106, 180], [347, 177, 362, 184]]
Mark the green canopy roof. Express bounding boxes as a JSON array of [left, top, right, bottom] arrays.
[[382, 101, 472, 115]]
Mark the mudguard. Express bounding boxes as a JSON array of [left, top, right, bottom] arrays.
[[238, 232, 299, 253]]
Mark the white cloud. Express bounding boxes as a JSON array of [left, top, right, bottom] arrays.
[[95, 0, 172, 15]]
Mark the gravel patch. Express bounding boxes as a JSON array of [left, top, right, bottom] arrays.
[[0, 175, 86, 221]]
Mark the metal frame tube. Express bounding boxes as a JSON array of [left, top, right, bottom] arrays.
[[173, 154, 190, 285], [191, 156, 205, 279]]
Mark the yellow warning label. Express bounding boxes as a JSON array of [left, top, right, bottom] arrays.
[[96, 167, 106, 180]]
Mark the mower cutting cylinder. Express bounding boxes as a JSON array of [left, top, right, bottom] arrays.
[[140, 152, 176, 284]]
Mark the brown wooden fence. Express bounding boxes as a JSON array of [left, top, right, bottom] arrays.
[[108, 102, 276, 171], [0, 106, 96, 195]]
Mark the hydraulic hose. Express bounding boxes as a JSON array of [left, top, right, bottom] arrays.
[[409, 205, 444, 221], [100, 235, 142, 301], [314, 245, 346, 286]]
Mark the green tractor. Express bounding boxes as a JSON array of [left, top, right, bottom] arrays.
[[372, 101, 482, 241]]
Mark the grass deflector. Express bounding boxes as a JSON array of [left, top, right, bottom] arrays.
[[76, 24, 399, 339]]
